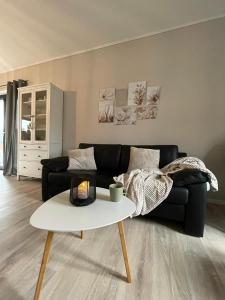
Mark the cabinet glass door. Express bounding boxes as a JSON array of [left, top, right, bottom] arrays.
[[21, 92, 32, 141], [34, 90, 47, 142]]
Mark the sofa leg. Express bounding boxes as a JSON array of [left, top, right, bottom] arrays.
[[184, 183, 207, 237]]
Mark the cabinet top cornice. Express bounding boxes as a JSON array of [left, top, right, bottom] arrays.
[[18, 82, 62, 91]]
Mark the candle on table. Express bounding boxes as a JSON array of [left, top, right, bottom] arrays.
[[77, 181, 89, 199]]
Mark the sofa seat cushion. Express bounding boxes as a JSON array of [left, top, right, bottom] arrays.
[[48, 172, 73, 187], [48, 170, 96, 187], [164, 187, 188, 205], [96, 170, 114, 189], [96, 175, 114, 189], [48, 171, 188, 205]]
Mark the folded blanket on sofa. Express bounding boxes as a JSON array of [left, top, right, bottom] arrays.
[[114, 157, 218, 217]]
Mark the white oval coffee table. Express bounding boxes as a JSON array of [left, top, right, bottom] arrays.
[[30, 187, 135, 300]]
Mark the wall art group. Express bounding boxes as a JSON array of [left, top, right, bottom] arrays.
[[98, 81, 161, 125]]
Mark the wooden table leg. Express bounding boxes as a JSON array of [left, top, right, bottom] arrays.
[[34, 231, 54, 300], [80, 230, 84, 239], [118, 221, 132, 283]]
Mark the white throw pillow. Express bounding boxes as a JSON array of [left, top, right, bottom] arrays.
[[128, 147, 160, 172], [67, 147, 97, 170]]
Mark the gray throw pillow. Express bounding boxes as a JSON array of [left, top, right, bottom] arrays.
[[128, 147, 160, 172], [68, 147, 97, 170]]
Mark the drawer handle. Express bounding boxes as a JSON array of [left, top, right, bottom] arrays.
[[38, 168, 41, 171], [37, 155, 41, 158], [38, 146, 41, 149], [23, 154, 27, 156], [23, 166, 26, 169], [23, 145, 27, 148]]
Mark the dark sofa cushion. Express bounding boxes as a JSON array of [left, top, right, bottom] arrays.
[[48, 171, 73, 187], [96, 174, 114, 188], [164, 187, 188, 205], [48, 170, 96, 187], [96, 170, 117, 188], [119, 145, 179, 173], [79, 143, 121, 171], [41, 156, 69, 172], [171, 169, 209, 187], [48, 171, 188, 204]]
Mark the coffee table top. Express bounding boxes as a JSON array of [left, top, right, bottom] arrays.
[[30, 187, 135, 232]]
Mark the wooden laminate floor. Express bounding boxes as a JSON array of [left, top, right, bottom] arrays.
[[0, 173, 225, 300]]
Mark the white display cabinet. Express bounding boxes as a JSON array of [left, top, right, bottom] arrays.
[[17, 83, 63, 179]]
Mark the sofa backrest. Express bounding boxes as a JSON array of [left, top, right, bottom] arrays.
[[119, 145, 179, 173], [79, 143, 122, 171], [79, 143, 181, 172]]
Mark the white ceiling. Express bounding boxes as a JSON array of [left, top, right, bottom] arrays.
[[0, 0, 225, 74]]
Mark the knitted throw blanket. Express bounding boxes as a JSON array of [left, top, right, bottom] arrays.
[[114, 157, 218, 217]]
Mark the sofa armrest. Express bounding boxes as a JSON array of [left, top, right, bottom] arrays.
[[41, 166, 51, 201], [171, 169, 209, 187], [41, 157, 69, 201], [184, 182, 207, 237], [41, 156, 69, 172]]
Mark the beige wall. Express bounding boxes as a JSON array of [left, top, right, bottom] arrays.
[[0, 17, 225, 200]]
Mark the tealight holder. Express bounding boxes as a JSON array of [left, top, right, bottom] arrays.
[[70, 174, 96, 206]]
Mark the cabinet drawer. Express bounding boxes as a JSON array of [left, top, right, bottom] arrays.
[[18, 161, 42, 178], [19, 144, 48, 151], [19, 150, 48, 161]]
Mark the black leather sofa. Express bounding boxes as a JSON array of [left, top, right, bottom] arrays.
[[41, 143, 209, 237]]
